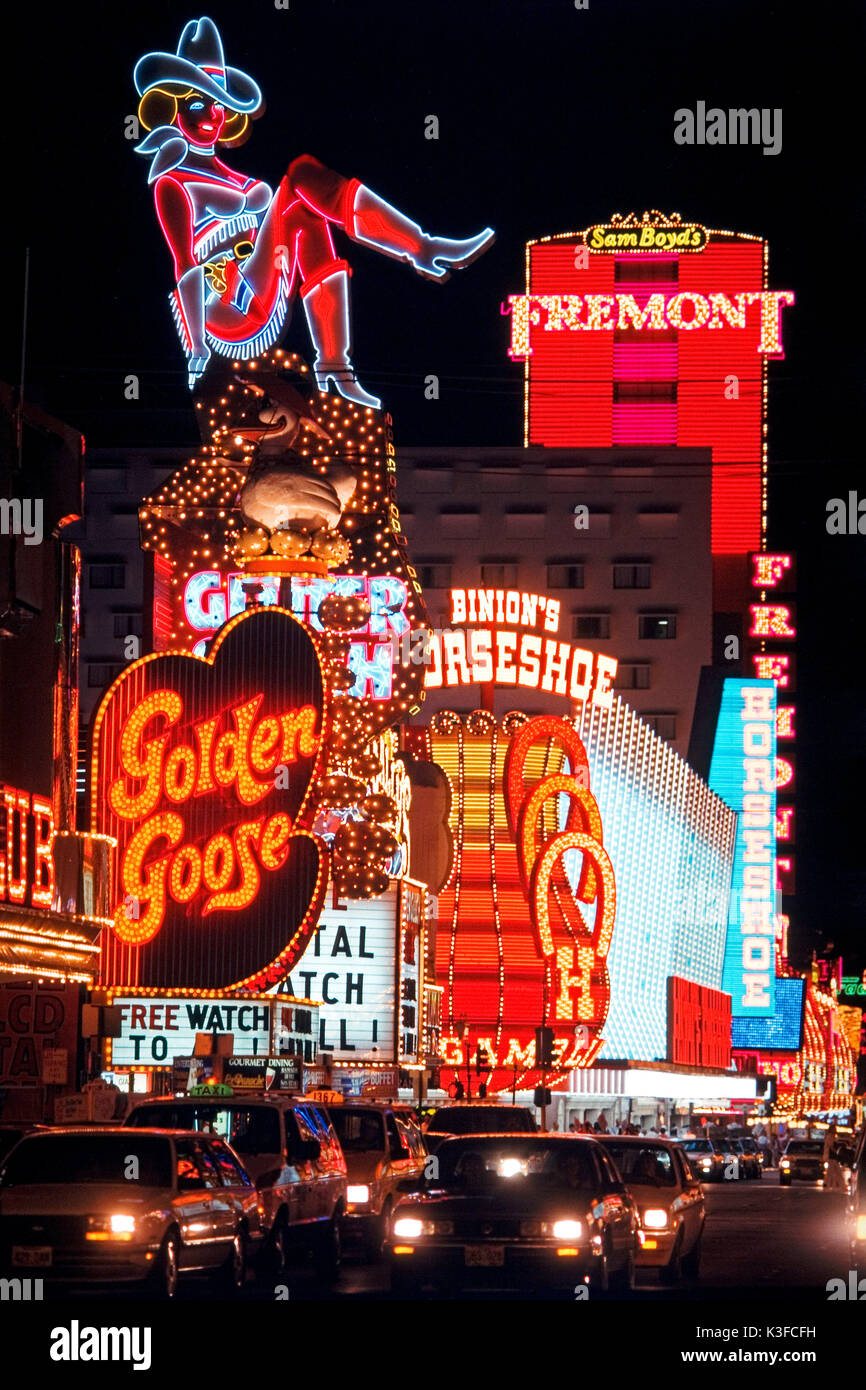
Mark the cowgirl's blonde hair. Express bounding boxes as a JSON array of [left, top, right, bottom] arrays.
[[138, 83, 251, 146]]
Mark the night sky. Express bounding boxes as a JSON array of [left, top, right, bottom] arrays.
[[5, 1, 865, 968]]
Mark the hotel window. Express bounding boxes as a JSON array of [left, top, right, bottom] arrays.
[[638, 613, 677, 639], [481, 562, 519, 587], [439, 507, 480, 538], [547, 562, 585, 589], [113, 612, 143, 638], [613, 663, 651, 690], [413, 468, 452, 493], [88, 663, 124, 688], [638, 508, 679, 537], [613, 563, 652, 589], [89, 562, 126, 589], [644, 713, 677, 741], [505, 508, 545, 537], [416, 561, 452, 589], [573, 613, 611, 640]]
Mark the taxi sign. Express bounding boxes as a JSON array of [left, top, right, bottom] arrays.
[[188, 1083, 234, 1097], [305, 1088, 344, 1104]]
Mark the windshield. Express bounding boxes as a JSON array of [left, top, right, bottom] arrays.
[[786, 1141, 823, 1154], [427, 1108, 536, 1135], [680, 1140, 711, 1152], [127, 1103, 280, 1156], [600, 1143, 677, 1187], [436, 1137, 598, 1191], [329, 1109, 385, 1151], [1, 1134, 172, 1187]]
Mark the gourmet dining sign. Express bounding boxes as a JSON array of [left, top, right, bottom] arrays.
[[91, 608, 330, 992]]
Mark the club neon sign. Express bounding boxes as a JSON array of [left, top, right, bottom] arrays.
[[507, 290, 794, 358], [1, 785, 55, 911]]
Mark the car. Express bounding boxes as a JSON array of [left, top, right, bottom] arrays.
[[0, 1126, 264, 1297], [386, 1132, 638, 1297], [711, 1137, 753, 1180], [736, 1137, 763, 1178], [325, 1101, 429, 1261], [597, 1136, 705, 1283], [846, 1127, 866, 1268], [125, 1092, 347, 1278], [422, 1105, 537, 1154], [678, 1138, 725, 1183], [779, 1139, 825, 1185], [0, 1124, 51, 1166]]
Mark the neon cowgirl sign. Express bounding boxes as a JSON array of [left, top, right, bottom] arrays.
[[182, 569, 409, 699], [133, 17, 494, 402], [92, 609, 329, 992]]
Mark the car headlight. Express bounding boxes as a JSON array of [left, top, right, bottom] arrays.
[[552, 1219, 583, 1241], [347, 1184, 371, 1205], [856, 1213, 866, 1242], [642, 1209, 669, 1231], [86, 1213, 136, 1242], [393, 1217, 424, 1239], [780, 1159, 790, 1168], [699, 1158, 712, 1169]]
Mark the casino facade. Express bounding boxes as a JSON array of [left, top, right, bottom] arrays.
[[62, 210, 858, 1130]]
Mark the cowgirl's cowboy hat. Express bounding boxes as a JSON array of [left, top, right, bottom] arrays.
[[134, 16, 263, 114]]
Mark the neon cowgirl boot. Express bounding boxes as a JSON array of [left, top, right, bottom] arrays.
[[301, 262, 382, 410], [350, 184, 496, 283]]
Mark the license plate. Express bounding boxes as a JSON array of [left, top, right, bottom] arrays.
[[464, 1244, 504, 1267], [12, 1246, 52, 1267]]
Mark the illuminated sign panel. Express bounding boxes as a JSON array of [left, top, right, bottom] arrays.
[[423, 588, 617, 700], [91, 608, 329, 991], [1, 786, 55, 911], [429, 706, 734, 1087], [666, 977, 731, 1069], [571, 697, 736, 1061], [730, 976, 806, 1052], [707, 678, 777, 1018], [511, 218, 793, 556], [270, 879, 424, 1065], [108, 994, 273, 1068]]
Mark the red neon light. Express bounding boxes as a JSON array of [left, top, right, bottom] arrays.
[[749, 604, 796, 638], [751, 553, 792, 588]]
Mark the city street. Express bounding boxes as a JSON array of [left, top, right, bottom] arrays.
[[55, 1172, 850, 1303]]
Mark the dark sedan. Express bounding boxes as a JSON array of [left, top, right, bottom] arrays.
[[387, 1133, 638, 1297]]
